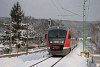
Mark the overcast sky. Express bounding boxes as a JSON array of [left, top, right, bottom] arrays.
[[0, 0, 100, 21]]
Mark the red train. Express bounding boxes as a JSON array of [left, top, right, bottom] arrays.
[[45, 26, 77, 56]]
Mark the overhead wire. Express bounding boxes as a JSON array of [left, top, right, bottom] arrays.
[[49, 0, 63, 18], [55, 0, 74, 28], [49, 0, 73, 20], [57, 0, 66, 15], [55, 0, 82, 17], [62, 8, 82, 17], [50, 0, 83, 20], [56, 0, 74, 17]]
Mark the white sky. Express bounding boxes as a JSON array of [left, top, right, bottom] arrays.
[[0, 0, 100, 21]]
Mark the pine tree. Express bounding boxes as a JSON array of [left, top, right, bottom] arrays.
[[10, 1, 24, 51], [10, 2, 24, 24]]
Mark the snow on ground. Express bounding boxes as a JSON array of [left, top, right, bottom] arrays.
[[0, 57, 23, 67], [0, 51, 49, 67], [34, 57, 62, 67], [0, 41, 88, 67], [54, 41, 88, 67]]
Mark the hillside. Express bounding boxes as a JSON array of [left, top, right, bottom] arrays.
[[0, 17, 99, 35]]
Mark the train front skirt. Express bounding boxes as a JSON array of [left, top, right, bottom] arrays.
[[47, 47, 71, 56]]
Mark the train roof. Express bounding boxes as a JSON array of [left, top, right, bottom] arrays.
[[48, 26, 67, 31]]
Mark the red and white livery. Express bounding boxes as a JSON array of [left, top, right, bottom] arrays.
[[45, 26, 77, 56]]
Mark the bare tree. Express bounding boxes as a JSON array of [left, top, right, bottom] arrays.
[[89, 22, 100, 54]]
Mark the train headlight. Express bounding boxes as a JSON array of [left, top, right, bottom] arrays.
[[60, 41, 64, 43], [50, 41, 53, 43], [54, 41, 59, 43], [50, 41, 64, 43]]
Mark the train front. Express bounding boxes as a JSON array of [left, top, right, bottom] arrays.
[[46, 27, 71, 56]]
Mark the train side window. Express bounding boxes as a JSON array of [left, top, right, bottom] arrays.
[[68, 34, 71, 39], [45, 34, 47, 39]]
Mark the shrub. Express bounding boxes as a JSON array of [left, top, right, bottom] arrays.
[[3, 48, 10, 54]]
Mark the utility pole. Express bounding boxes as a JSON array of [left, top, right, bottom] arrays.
[[26, 16, 30, 54], [83, 0, 87, 51], [26, 18, 28, 54], [4, 22, 12, 53], [80, 0, 90, 58], [9, 22, 12, 52]]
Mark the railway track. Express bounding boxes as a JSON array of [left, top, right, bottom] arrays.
[[30, 56, 65, 67], [51, 57, 64, 67], [30, 56, 52, 67]]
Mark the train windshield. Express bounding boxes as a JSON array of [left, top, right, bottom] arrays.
[[48, 29, 66, 38]]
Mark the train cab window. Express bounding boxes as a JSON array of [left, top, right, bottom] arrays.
[[45, 34, 47, 39], [48, 29, 66, 38]]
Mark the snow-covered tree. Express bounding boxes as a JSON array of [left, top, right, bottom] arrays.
[[10, 1, 24, 51], [89, 22, 100, 54]]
